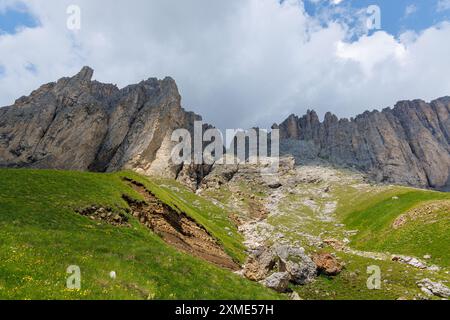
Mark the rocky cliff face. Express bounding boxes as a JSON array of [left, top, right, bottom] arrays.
[[0, 67, 208, 186], [1, 67, 449, 190], [276, 98, 450, 189]]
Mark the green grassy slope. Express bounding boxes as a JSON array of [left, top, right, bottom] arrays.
[[120, 172, 246, 263], [341, 189, 450, 266], [302, 187, 450, 300], [0, 169, 280, 300]]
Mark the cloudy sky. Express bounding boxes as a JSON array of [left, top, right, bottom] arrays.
[[1, 0, 450, 130]]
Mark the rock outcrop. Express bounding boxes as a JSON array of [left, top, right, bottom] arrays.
[[243, 245, 317, 292], [0, 67, 209, 186], [417, 278, 450, 298], [312, 253, 343, 276], [276, 98, 450, 189], [260, 272, 291, 293]]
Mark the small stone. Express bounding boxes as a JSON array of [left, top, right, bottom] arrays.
[[289, 291, 302, 300], [428, 265, 440, 272], [268, 182, 282, 189]]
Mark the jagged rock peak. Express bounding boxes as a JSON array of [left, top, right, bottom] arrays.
[[74, 66, 94, 82], [277, 97, 450, 189]]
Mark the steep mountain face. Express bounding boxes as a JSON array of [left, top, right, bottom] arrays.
[[275, 98, 450, 189], [0, 67, 207, 184], [1, 67, 449, 190]]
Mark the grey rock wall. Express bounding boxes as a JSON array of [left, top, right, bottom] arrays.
[[276, 97, 450, 189]]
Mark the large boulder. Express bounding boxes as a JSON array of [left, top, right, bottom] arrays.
[[243, 247, 279, 281], [274, 245, 317, 285], [312, 253, 344, 276], [244, 245, 317, 288]]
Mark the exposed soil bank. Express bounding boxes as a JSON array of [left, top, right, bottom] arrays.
[[123, 179, 239, 270]]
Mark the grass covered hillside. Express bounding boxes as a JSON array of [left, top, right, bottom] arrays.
[[339, 189, 450, 266], [1, 165, 449, 301], [0, 169, 280, 300]]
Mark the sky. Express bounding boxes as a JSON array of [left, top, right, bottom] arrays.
[[1, 0, 450, 130]]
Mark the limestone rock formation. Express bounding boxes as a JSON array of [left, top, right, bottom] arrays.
[[0, 67, 209, 185], [417, 278, 450, 298], [243, 245, 317, 290], [1, 67, 449, 190], [260, 272, 290, 293], [274, 245, 317, 285], [276, 98, 450, 189]]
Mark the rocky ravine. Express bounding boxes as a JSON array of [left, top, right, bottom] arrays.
[[276, 98, 450, 189], [198, 157, 450, 299]]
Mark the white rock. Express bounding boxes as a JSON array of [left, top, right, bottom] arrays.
[[417, 279, 450, 298], [260, 272, 290, 293], [391, 255, 427, 269], [427, 265, 441, 272], [289, 292, 303, 300]]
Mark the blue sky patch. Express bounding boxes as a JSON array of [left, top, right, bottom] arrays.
[[303, 0, 450, 38], [25, 62, 38, 75], [0, 6, 39, 35]]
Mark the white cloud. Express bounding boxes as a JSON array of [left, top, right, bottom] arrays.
[[0, 0, 450, 131], [437, 0, 450, 12], [405, 4, 418, 17], [336, 32, 407, 77]]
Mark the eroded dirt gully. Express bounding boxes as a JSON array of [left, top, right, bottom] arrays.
[[122, 178, 239, 271]]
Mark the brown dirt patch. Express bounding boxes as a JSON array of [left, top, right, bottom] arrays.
[[392, 200, 450, 229], [76, 206, 130, 226], [123, 179, 240, 271]]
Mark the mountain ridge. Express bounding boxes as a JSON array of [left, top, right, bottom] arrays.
[[275, 97, 450, 189], [1, 66, 449, 189]]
